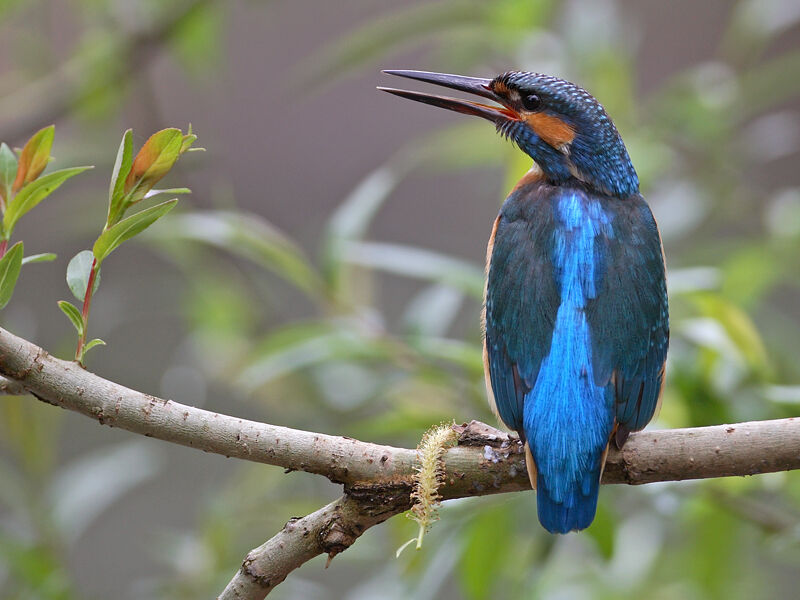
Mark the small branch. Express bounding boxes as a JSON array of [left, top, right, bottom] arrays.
[[219, 490, 410, 600], [74, 257, 98, 363], [0, 373, 27, 395]]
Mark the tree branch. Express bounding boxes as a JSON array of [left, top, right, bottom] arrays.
[[218, 491, 411, 599], [0, 325, 798, 599], [0, 0, 213, 143], [0, 373, 27, 395]]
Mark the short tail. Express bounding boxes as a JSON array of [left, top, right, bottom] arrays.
[[535, 470, 600, 534]]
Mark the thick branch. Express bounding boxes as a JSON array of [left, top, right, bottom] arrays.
[[0, 327, 420, 484], [1, 324, 798, 599], [1, 327, 798, 490], [218, 418, 800, 599]]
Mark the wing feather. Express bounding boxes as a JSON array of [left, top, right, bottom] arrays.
[[587, 196, 668, 435], [484, 184, 560, 436], [484, 185, 668, 442]]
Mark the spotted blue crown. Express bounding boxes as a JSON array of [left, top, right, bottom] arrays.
[[495, 72, 640, 198]]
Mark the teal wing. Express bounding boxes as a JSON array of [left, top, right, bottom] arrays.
[[484, 185, 560, 437], [586, 196, 668, 441]]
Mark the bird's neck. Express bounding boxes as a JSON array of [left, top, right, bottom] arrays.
[[518, 131, 640, 198], [567, 137, 639, 198]]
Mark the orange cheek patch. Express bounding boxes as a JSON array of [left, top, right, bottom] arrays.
[[524, 112, 575, 148]]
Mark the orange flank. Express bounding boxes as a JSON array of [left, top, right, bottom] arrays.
[[482, 340, 498, 419], [524, 442, 537, 490], [524, 112, 575, 149], [654, 359, 667, 419], [484, 213, 501, 276], [511, 164, 544, 194], [482, 215, 501, 420]]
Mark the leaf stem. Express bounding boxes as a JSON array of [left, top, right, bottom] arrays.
[[75, 257, 98, 363], [415, 524, 425, 550], [0, 239, 7, 260]]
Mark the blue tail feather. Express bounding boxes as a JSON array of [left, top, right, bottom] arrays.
[[536, 468, 601, 534]]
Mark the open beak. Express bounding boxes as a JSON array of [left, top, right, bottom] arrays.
[[378, 70, 518, 125]]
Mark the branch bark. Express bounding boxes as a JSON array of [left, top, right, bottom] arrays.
[[219, 491, 411, 599], [0, 325, 798, 599]]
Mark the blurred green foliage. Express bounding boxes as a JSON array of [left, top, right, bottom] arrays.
[[2, 0, 800, 599]]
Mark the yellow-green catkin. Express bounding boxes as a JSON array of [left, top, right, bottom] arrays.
[[408, 422, 457, 551]]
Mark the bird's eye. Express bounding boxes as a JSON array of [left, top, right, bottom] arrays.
[[522, 93, 542, 111]]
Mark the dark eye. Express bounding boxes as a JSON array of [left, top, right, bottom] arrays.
[[522, 93, 542, 111]]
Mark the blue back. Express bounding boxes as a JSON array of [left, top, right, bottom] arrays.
[[484, 178, 668, 532]]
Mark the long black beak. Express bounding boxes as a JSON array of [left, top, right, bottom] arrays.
[[378, 70, 517, 125]]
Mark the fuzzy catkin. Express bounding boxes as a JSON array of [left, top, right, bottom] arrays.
[[409, 422, 457, 546]]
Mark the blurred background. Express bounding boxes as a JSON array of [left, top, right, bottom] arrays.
[[1, 0, 800, 598]]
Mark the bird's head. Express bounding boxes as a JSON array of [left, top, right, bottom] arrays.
[[380, 70, 639, 198]]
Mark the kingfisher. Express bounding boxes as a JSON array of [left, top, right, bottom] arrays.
[[380, 70, 668, 533]]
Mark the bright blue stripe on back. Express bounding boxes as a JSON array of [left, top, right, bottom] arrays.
[[524, 191, 615, 532]]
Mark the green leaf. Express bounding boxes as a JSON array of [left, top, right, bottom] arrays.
[[298, 2, 485, 89], [21, 252, 57, 265], [157, 211, 324, 299], [143, 187, 191, 200], [458, 502, 513, 600], [0, 241, 23, 309], [181, 134, 199, 153], [721, 246, 781, 309], [66, 251, 99, 302], [82, 338, 106, 354], [690, 293, 770, 377], [57, 300, 84, 335], [170, 3, 223, 76], [3, 166, 92, 238], [0, 142, 17, 203], [124, 129, 183, 204], [239, 322, 392, 390], [181, 125, 203, 153], [12, 125, 54, 193], [585, 501, 615, 559], [342, 241, 484, 298], [322, 162, 405, 294], [412, 337, 483, 375], [93, 199, 178, 263], [239, 321, 340, 389], [402, 283, 464, 337], [0, 533, 73, 598], [107, 129, 133, 226]]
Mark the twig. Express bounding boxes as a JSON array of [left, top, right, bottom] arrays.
[[218, 491, 411, 600], [0, 373, 27, 395]]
